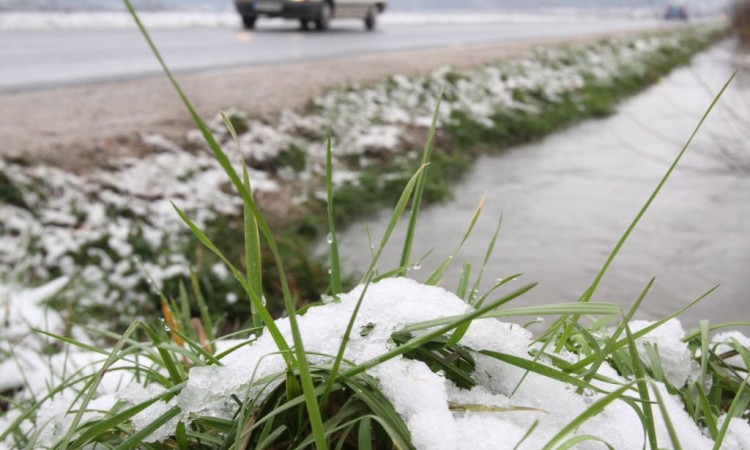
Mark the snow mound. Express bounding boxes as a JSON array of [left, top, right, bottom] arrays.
[[120, 278, 741, 449]]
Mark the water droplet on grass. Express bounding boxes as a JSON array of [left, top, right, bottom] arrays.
[[326, 233, 334, 244]]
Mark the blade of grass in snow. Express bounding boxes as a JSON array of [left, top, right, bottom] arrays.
[[222, 111, 265, 332], [360, 164, 428, 283], [624, 323, 658, 449], [326, 165, 428, 403], [651, 383, 684, 450], [172, 205, 291, 361], [683, 321, 750, 342], [191, 271, 215, 347], [513, 419, 539, 450], [325, 133, 343, 295], [554, 70, 738, 351], [243, 164, 264, 332], [398, 302, 620, 334], [398, 88, 444, 275], [556, 435, 615, 450]]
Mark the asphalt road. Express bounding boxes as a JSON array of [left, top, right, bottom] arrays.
[[0, 18, 663, 92]]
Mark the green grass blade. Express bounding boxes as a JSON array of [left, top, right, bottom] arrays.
[[624, 324, 658, 450], [513, 419, 539, 450], [172, 204, 290, 361], [713, 376, 749, 450], [683, 322, 750, 342], [399, 302, 619, 335], [398, 88, 444, 275], [556, 435, 615, 450], [243, 164, 264, 332], [358, 417, 372, 450], [190, 271, 216, 350], [325, 132, 343, 295], [651, 383, 683, 450], [361, 164, 428, 283], [456, 263, 471, 301]]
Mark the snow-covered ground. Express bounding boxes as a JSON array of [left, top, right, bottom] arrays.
[[2, 278, 749, 449]]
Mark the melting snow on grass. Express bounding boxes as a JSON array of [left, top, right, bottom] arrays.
[[7, 278, 747, 449]]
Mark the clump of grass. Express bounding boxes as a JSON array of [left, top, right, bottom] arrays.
[[0, 4, 747, 450]]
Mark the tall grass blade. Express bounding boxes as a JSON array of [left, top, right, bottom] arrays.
[[713, 375, 749, 450], [243, 164, 264, 332], [398, 88, 444, 275], [326, 165, 428, 402], [651, 383, 684, 450], [325, 133, 343, 295], [624, 324, 658, 449]]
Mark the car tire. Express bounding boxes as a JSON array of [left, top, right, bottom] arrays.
[[315, 2, 331, 31], [242, 15, 257, 29], [364, 7, 377, 31]]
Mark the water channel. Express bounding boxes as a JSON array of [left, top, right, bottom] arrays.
[[333, 40, 750, 328]]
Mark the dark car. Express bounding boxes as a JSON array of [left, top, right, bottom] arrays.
[[235, 0, 387, 31], [664, 5, 689, 21]]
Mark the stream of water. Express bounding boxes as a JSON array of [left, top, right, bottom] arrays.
[[333, 40, 750, 328]]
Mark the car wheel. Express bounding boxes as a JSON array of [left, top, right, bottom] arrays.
[[242, 15, 257, 30], [364, 7, 377, 31], [315, 2, 331, 31]]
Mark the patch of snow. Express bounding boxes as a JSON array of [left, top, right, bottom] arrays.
[[629, 318, 699, 388]]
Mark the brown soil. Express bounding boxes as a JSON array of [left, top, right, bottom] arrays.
[[0, 29, 664, 173]]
